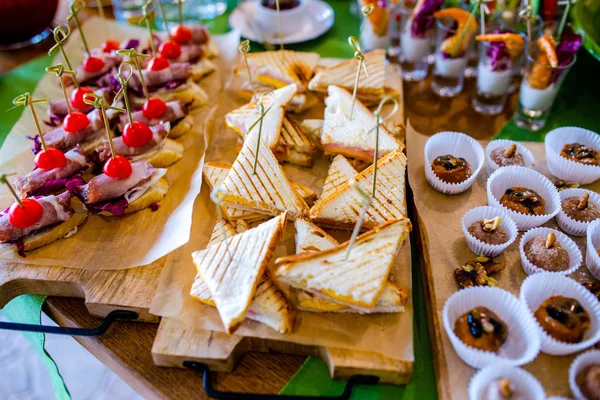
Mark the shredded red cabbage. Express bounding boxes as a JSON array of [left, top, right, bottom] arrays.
[[33, 172, 87, 197], [487, 42, 511, 71], [410, 0, 444, 37], [67, 175, 129, 217], [551, 34, 582, 83], [149, 203, 160, 212], [121, 39, 140, 50], [28, 135, 42, 154], [44, 114, 63, 127]]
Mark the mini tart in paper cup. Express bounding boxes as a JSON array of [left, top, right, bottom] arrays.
[[468, 364, 545, 400], [485, 139, 536, 175], [461, 206, 518, 257], [519, 227, 582, 276], [442, 286, 541, 369], [587, 219, 600, 280], [569, 349, 600, 400], [487, 166, 561, 231], [556, 188, 600, 236], [424, 131, 485, 195], [545, 126, 600, 185], [520, 272, 600, 356]]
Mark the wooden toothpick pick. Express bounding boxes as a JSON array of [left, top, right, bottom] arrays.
[[49, 24, 78, 87], [371, 95, 399, 197], [12, 94, 49, 151], [117, 49, 151, 101], [83, 94, 125, 160], [67, 0, 91, 56], [46, 64, 76, 114], [239, 40, 256, 96], [345, 179, 373, 260], [245, 91, 275, 175], [348, 36, 369, 120]]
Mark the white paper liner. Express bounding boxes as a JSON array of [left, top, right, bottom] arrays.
[[519, 227, 582, 276], [442, 286, 541, 369], [485, 139, 536, 175], [586, 219, 600, 280], [461, 206, 518, 257], [569, 349, 600, 400], [487, 166, 561, 231], [520, 272, 600, 355], [545, 126, 600, 185], [424, 131, 485, 194], [468, 365, 545, 400], [556, 188, 600, 236]]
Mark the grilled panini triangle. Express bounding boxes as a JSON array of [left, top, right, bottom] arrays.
[[319, 155, 357, 201], [220, 140, 309, 220], [246, 50, 320, 91], [322, 85, 400, 162], [275, 218, 412, 308], [192, 213, 287, 333], [310, 147, 407, 230], [308, 49, 386, 98], [225, 84, 296, 149], [294, 218, 339, 254]]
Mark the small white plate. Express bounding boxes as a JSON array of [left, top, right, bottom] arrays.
[[229, 0, 335, 45]]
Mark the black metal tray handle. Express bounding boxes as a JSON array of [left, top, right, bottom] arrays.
[[183, 361, 380, 400], [0, 310, 138, 336]]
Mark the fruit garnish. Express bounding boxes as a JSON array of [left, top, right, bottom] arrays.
[[147, 55, 170, 71], [8, 198, 43, 229], [159, 41, 182, 60], [82, 56, 105, 73], [142, 97, 167, 119], [34, 148, 67, 170], [70, 87, 93, 109], [171, 24, 192, 44], [103, 155, 132, 179], [122, 121, 153, 148], [101, 39, 120, 53], [63, 111, 90, 133]]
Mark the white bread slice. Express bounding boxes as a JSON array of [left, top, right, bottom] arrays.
[[234, 219, 250, 233], [237, 80, 317, 114], [275, 218, 411, 308], [273, 117, 316, 167], [220, 140, 309, 220], [246, 50, 320, 91], [308, 50, 386, 98], [300, 119, 325, 149], [192, 213, 287, 333], [208, 218, 237, 246], [322, 86, 400, 162], [319, 155, 357, 201], [310, 147, 407, 230], [225, 84, 296, 149], [294, 218, 338, 254]]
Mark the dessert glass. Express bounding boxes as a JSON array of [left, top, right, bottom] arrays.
[[473, 40, 514, 115], [399, 6, 433, 82], [513, 46, 576, 131], [432, 18, 471, 97]]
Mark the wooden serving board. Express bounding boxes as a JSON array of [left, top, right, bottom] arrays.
[[407, 126, 599, 399], [0, 259, 163, 322]]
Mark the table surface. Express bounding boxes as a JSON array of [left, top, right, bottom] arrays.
[[0, 6, 512, 400]]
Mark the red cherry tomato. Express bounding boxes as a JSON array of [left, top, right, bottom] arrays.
[[159, 40, 182, 60], [142, 97, 167, 119], [82, 56, 105, 73], [8, 198, 43, 229], [70, 87, 93, 110], [171, 25, 192, 45], [101, 39, 121, 53], [63, 111, 90, 133], [34, 148, 67, 170], [103, 155, 133, 179], [122, 121, 153, 148], [147, 55, 170, 71]]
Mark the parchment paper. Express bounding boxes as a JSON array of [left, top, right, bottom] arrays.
[[0, 18, 240, 269], [406, 123, 598, 398], [150, 65, 414, 361]]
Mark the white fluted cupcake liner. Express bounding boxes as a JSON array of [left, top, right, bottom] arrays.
[[485, 139, 536, 175], [569, 350, 600, 400], [487, 166, 561, 231], [424, 131, 485, 194], [519, 227, 582, 276], [468, 364, 545, 400], [520, 272, 600, 355], [556, 188, 600, 236], [586, 219, 600, 280], [461, 206, 518, 257], [545, 126, 600, 185], [442, 286, 541, 369]]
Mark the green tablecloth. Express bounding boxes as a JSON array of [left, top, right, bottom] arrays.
[[0, 1, 598, 399]]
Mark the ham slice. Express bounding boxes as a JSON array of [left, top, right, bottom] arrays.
[[14, 147, 88, 197], [0, 192, 73, 243], [63, 53, 121, 87], [130, 62, 192, 92], [78, 160, 155, 204], [39, 124, 102, 152], [48, 88, 112, 118], [96, 123, 170, 161], [117, 101, 186, 131]]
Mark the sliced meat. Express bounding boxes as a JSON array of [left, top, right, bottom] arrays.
[[39, 124, 102, 152], [190, 26, 209, 44], [177, 44, 204, 63], [48, 88, 112, 118], [0, 192, 73, 243], [130, 62, 192, 92], [63, 53, 122, 87], [117, 101, 186, 131], [96, 123, 170, 161]]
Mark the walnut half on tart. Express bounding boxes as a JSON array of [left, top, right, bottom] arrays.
[[560, 143, 600, 166], [431, 155, 472, 184], [468, 217, 509, 245], [453, 306, 508, 352], [499, 187, 546, 215]]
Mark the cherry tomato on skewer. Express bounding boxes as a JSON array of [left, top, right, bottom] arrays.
[[159, 41, 182, 60], [103, 155, 133, 179], [147, 55, 170, 71], [34, 148, 67, 170], [70, 87, 93, 110], [142, 97, 167, 119], [101, 40, 121, 53], [8, 198, 43, 229], [122, 121, 153, 148], [82, 56, 105, 73], [171, 25, 192, 45], [63, 111, 90, 133]]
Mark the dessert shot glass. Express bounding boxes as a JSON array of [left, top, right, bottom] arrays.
[[399, 6, 434, 82], [473, 40, 514, 115], [513, 46, 576, 131], [432, 18, 472, 97]]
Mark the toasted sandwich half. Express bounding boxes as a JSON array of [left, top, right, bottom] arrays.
[[294, 218, 339, 254], [207, 218, 237, 246], [275, 218, 411, 308], [310, 147, 407, 230], [192, 213, 287, 333], [246, 50, 320, 92], [308, 49, 386, 100], [237, 80, 318, 114], [272, 117, 317, 167], [219, 140, 309, 220], [319, 155, 357, 201], [322, 85, 400, 162]]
